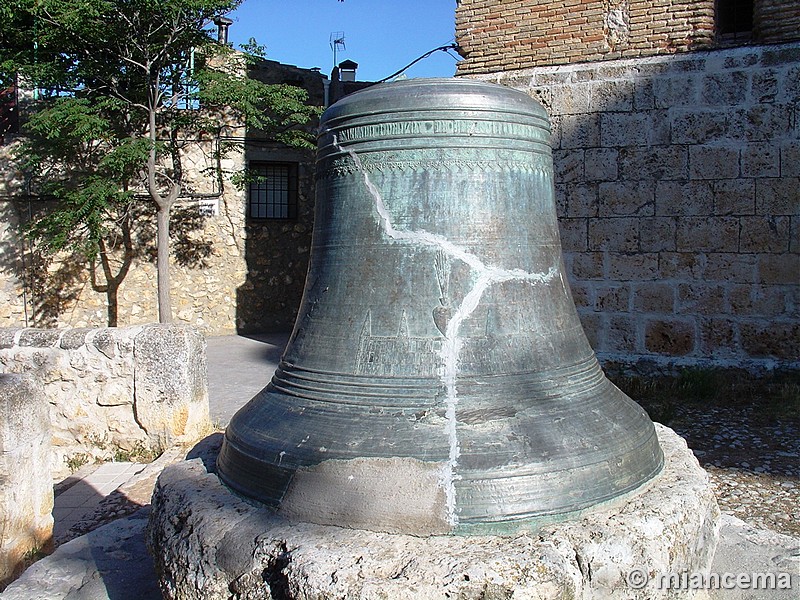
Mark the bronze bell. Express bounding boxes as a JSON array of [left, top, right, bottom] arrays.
[[217, 78, 663, 535]]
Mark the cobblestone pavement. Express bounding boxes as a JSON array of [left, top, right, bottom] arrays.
[[670, 404, 799, 538]]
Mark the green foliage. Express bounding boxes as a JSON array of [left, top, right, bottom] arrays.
[[112, 441, 160, 463], [65, 452, 91, 472], [26, 177, 133, 258], [1, 0, 322, 324]]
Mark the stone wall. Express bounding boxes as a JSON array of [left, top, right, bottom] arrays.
[[466, 42, 799, 369], [0, 324, 210, 479], [0, 58, 323, 335], [455, 0, 800, 74], [0, 374, 53, 588], [754, 0, 800, 43], [235, 148, 316, 334], [0, 138, 311, 336]]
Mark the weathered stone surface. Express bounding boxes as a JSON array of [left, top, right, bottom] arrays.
[[571, 251, 605, 280], [704, 253, 757, 283], [758, 253, 800, 285], [676, 217, 739, 252], [739, 320, 800, 360], [639, 216, 677, 252], [554, 148, 585, 182], [712, 179, 755, 215], [588, 217, 640, 252], [607, 253, 659, 281], [17, 328, 60, 348], [676, 283, 727, 316], [0, 325, 210, 479], [709, 514, 800, 600], [558, 218, 588, 252], [698, 317, 738, 357], [147, 425, 719, 600], [0, 330, 16, 350], [594, 284, 630, 312], [645, 319, 695, 356], [584, 148, 618, 181], [688, 146, 740, 180], [0, 373, 53, 588], [655, 181, 714, 216], [633, 283, 675, 313], [598, 181, 655, 216], [564, 182, 599, 217], [0, 508, 160, 600], [740, 142, 780, 178], [740, 215, 791, 253], [133, 325, 210, 450], [619, 146, 688, 181], [605, 314, 638, 353]]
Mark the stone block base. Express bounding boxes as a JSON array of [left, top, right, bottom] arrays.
[[0, 373, 53, 589], [147, 424, 720, 599]]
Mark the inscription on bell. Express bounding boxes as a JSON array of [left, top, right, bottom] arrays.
[[336, 119, 548, 144]]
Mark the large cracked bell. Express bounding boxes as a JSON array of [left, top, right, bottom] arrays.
[[217, 78, 663, 535]]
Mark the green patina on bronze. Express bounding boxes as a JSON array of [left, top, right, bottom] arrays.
[[217, 78, 663, 535]]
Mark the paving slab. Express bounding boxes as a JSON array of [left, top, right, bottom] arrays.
[[0, 508, 160, 600], [205, 333, 288, 426]]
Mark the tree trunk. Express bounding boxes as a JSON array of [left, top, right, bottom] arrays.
[[96, 218, 134, 327], [106, 280, 119, 327], [156, 203, 173, 323]]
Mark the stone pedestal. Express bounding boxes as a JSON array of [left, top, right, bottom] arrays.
[[147, 424, 720, 600], [0, 374, 53, 588]]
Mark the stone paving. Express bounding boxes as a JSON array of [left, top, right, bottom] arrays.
[[52, 462, 147, 546]]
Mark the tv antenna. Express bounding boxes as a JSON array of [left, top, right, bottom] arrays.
[[330, 32, 346, 68]]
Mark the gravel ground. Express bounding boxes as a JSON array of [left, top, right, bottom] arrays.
[[669, 404, 799, 538]]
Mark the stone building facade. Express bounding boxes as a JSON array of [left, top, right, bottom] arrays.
[[0, 59, 325, 335], [456, 0, 799, 369]]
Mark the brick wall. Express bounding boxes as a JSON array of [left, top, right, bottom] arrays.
[[754, 0, 800, 43], [466, 43, 799, 369], [456, 0, 799, 75]]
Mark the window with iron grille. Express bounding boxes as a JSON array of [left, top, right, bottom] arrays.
[[248, 162, 298, 219], [717, 0, 753, 40]]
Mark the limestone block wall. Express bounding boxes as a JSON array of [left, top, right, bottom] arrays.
[[0, 324, 210, 479], [466, 42, 799, 369], [236, 156, 316, 333], [0, 138, 316, 335], [0, 140, 250, 334], [0, 374, 53, 588]]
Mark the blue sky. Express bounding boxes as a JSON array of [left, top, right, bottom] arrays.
[[226, 0, 460, 82]]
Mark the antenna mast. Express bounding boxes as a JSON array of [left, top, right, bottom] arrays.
[[330, 32, 346, 69]]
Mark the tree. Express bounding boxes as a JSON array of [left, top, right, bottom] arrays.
[[0, 0, 320, 324]]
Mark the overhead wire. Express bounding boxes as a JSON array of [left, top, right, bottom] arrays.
[[376, 43, 461, 84]]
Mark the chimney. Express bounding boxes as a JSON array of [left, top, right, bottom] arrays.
[[213, 16, 233, 45], [338, 60, 358, 82]]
